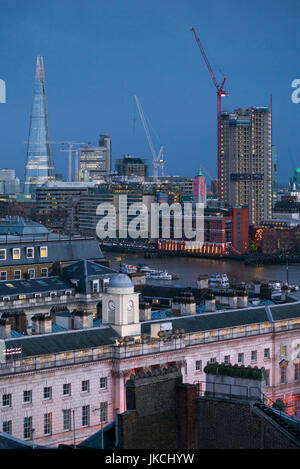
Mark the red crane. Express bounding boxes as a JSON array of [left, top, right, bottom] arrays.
[[190, 27, 228, 200]]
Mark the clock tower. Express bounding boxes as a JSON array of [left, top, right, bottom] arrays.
[[102, 274, 141, 338]]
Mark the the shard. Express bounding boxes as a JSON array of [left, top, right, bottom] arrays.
[[24, 56, 55, 196]]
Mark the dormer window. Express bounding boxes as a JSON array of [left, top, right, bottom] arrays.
[[26, 247, 34, 259], [92, 280, 99, 293], [0, 249, 6, 260], [12, 248, 20, 260], [40, 246, 48, 258]]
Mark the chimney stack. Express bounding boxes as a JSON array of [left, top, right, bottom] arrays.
[[32, 314, 52, 335], [72, 310, 90, 329]]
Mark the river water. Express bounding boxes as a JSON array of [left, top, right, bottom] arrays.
[[104, 251, 300, 288]]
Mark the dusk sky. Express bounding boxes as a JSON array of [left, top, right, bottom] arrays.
[[0, 0, 300, 183]]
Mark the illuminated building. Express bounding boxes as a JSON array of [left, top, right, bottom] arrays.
[[220, 107, 272, 225], [24, 56, 55, 196]]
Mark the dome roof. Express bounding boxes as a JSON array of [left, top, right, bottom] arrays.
[[108, 274, 133, 289]]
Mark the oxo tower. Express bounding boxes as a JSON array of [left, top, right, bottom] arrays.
[[24, 56, 55, 196]]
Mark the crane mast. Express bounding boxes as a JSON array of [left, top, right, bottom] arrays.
[[190, 27, 228, 200], [134, 95, 164, 181]]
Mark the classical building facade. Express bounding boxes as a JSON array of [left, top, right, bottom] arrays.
[[0, 273, 299, 447]]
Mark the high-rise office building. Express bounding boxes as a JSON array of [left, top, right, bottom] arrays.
[[79, 134, 112, 180], [24, 56, 55, 196], [220, 107, 272, 225]]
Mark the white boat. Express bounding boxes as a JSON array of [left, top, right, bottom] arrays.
[[120, 264, 137, 274], [208, 273, 230, 288], [146, 270, 172, 280]]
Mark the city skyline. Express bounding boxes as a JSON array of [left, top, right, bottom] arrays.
[[0, 0, 300, 184]]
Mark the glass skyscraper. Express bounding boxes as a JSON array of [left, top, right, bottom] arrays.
[[24, 56, 55, 196]]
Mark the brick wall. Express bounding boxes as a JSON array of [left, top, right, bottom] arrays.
[[196, 397, 299, 449]]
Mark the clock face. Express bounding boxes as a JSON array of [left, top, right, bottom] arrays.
[[108, 300, 115, 312], [127, 300, 134, 312]]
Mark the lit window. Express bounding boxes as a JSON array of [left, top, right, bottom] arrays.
[[280, 345, 287, 356], [40, 246, 48, 258], [12, 248, 20, 260]]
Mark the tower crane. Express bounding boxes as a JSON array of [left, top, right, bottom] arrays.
[[134, 95, 165, 181], [190, 27, 228, 199]]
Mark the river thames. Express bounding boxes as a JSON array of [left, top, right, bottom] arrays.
[[104, 251, 300, 288]]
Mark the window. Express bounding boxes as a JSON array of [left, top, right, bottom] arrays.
[[210, 357, 216, 364], [40, 246, 48, 258], [44, 413, 52, 435], [12, 248, 20, 260], [280, 366, 286, 384], [82, 405, 90, 427], [43, 386, 52, 400], [195, 360, 202, 372], [224, 355, 230, 365], [63, 383, 71, 396], [238, 353, 244, 364], [0, 249, 6, 260], [0, 271, 7, 281], [24, 416, 32, 440], [63, 409, 71, 431], [41, 268, 48, 278], [92, 280, 99, 293], [23, 390, 32, 404], [2, 394, 12, 407], [280, 345, 287, 357], [295, 364, 299, 382], [100, 377, 108, 389], [2, 421, 12, 434], [264, 348, 270, 359], [28, 269, 35, 279], [26, 247, 34, 259], [100, 402, 108, 424], [251, 350, 257, 362], [82, 380, 90, 393], [14, 270, 21, 280], [265, 369, 270, 386]]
